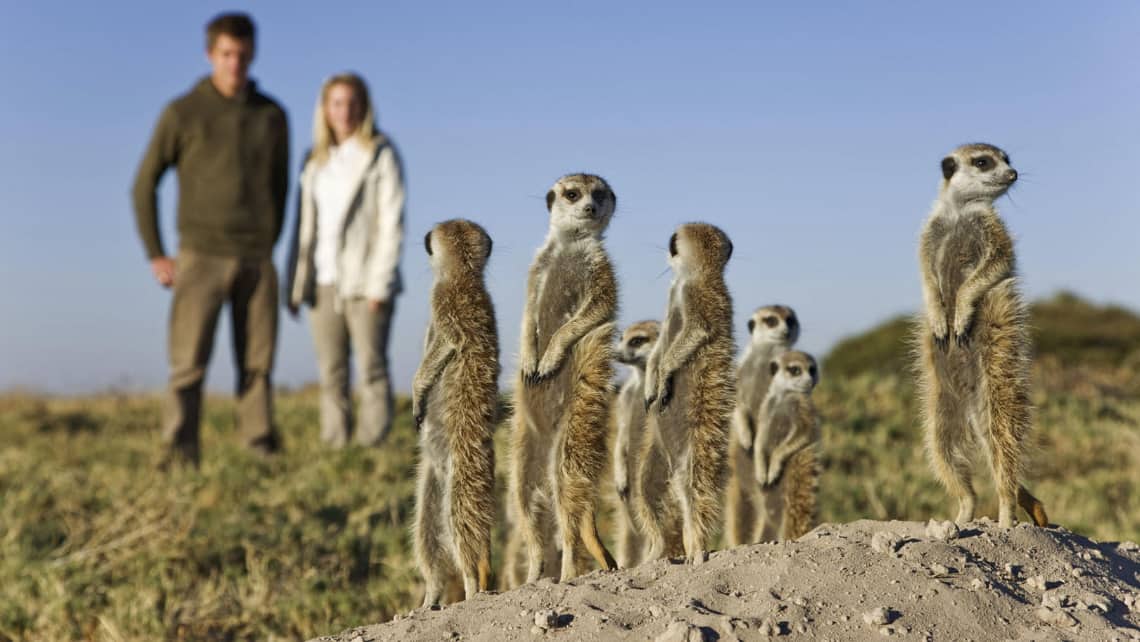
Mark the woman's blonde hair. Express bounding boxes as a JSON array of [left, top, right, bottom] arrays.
[[311, 72, 381, 165]]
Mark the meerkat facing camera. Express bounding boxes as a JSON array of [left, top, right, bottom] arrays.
[[411, 219, 500, 606], [916, 143, 1048, 528], [637, 222, 736, 565], [611, 320, 660, 568], [509, 173, 619, 583], [724, 305, 800, 547], [753, 350, 821, 542]]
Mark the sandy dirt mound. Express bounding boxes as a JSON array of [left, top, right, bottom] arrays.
[[313, 520, 1140, 641]]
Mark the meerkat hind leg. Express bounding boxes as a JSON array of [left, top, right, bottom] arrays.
[[414, 463, 452, 608], [925, 374, 977, 525]]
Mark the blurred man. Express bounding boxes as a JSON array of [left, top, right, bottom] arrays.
[[132, 13, 289, 467]]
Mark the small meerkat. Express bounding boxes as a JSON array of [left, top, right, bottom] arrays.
[[753, 350, 821, 542], [610, 320, 661, 568], [637, 222, 736, 565], [509, 173, 619, 583], [411, 219, 499, 607], [916, 143, 1048, 528], [724, 305, 800, 547]]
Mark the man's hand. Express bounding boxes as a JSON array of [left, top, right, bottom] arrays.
[[150, 256, 175, 288]]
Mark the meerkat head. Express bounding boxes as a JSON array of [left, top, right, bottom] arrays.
[[747, 305, 799, 348], [615, 320, 660, 369], [424, 218, 493, 277], [768, 350, 819, 395], [545, 173, 616, 238], [939, 143, 1018, 204], [667, 222, 733, 279]]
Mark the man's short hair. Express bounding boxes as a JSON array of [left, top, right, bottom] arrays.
[[206, 12, 256, 50]]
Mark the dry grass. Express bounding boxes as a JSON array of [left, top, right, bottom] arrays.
[[2, 293, 1137, 640]]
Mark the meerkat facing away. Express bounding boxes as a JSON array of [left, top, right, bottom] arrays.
[[611, 320, 660, 568], [637, 223, 735, 565], [509, 174, 619, 583], [724, 305, 800, 547], [916, 143, 1048, 528], [753, 350, 821, 542], [411, 219, 500, 607]]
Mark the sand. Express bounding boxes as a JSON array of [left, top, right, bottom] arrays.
[[312, 519, 1140, 641]]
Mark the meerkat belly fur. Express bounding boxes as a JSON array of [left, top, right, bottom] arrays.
[[411, 219, 500, 607], [509, 174, 619, 583], [753, 351, 821, 541], [725, 305, 800, 546], [637, 223, 736, 564], [916, 143, 1048, 528], [611, 320, 661, 568]]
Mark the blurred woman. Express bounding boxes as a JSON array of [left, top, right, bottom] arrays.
[[285, 73, 405, 447]]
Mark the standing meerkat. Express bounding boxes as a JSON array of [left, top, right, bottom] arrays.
[[411, 219, 499, 607], [637, 222, 736, 565], [724, 305, 800, 547], [752, 350, 821, 542], [509, 173, 619, 583], [611, 320, 660, 568], [917, 143, 1049, 528]]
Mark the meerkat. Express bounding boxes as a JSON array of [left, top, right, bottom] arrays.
[[724, 305, 800, 547], [411, 219, 500, 607], [637, 222, 736, 565], [916, 143, 1049, 529], [611, 320, 661, 568], [509, 173, 619, 583], [752, 350, 821, 542]]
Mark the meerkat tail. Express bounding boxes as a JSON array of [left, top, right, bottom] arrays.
[[780, 448, 820, 540], [1018, 485, 1049, 527]]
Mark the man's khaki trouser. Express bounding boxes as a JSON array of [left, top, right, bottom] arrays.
[[309, 285, 395, 447], [163, 250, 279, 462]]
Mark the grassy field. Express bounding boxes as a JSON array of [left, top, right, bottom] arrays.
[[2, 294, 1138, 641]]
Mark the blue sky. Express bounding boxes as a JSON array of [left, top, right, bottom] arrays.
[[0, 2, 1136, 394]]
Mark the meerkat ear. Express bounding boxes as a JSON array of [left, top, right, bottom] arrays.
[[941, 156, 957, 180], [545, 190, 555, 211], [725, 238, 734, 262], [769, 361, 780, 377], [424, 231, 433, 256], [484, 235, 493, 260], [747, 319, 756, 334]]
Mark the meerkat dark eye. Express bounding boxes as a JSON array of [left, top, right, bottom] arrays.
[[424, 231, 433, 256], [789, 366, 802, 377], [747, 319, 756, 334], [669, 233, 678, 257], [628, 337, 646, 348], [972, 157, 992, 171], [762, 316, 778, 328], [564, 189, 580, 202]]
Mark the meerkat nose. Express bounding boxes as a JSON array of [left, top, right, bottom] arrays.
[[1006, 169, 1018, 182], [583, 203, 596, 215]]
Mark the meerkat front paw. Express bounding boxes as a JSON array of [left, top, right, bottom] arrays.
[[530, 349, 564, 384], [687, 550, 709, 565], [616, 478, 630, 502], [952, 312, 975, 349], [930, 313, 950, 352], [764, 464, 783, 488], [755, 463, 769, 488], [657, 374, 675, 411], [411, 394, 427, 429]]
